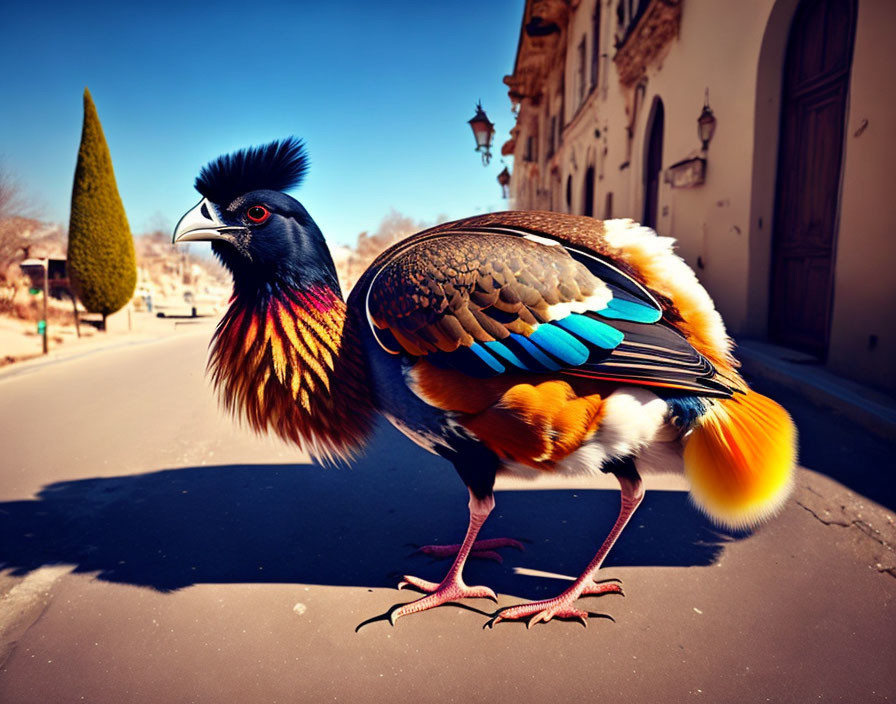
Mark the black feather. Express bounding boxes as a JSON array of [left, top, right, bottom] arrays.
[[194, 137, 309, 205]]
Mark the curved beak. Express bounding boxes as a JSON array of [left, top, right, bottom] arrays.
[[172, 199, 240, 244]]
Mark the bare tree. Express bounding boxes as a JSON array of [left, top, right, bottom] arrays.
[[0, 161, 29, 221], [0, 162, 61, 302], [337, 209, 436, 291], [0, 164, 31, 288], [133, 225, 228, 295]]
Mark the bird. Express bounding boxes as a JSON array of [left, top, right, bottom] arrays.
[[173, 137, 797, 627]]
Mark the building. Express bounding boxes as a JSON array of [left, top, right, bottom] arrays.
[[503, 0, 896, 393]]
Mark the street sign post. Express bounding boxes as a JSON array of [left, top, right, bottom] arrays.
[[20, 258, 49, 354]]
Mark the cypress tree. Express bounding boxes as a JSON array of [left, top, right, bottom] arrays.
[[67, 88, 136, 330]]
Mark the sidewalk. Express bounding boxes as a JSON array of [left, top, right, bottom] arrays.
[[0, 308, 219, 381], [736, 339, 896, 443]]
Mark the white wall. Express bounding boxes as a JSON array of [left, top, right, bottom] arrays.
[[508, 0, 896, 391]]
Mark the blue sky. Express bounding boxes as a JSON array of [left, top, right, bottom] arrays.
[[0, 1, 522, 247]]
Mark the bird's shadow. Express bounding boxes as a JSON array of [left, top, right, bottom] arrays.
[[0, 428, 741, 599]]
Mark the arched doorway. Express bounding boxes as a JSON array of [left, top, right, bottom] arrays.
[[642, 98, 664, 229], [769, 0, 856, 357], [583, 166, 595, 217]]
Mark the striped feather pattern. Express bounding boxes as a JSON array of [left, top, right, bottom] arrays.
[[355, 211, 743, 384], [209, 285, 374, 462], [358, 217, 735, 398]]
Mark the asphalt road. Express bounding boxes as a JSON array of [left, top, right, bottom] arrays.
[[0, 326, 893, 703]]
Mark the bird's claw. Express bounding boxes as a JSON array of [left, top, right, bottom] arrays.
[[487, 578, 622, 628], [391, 575, 498, 625], [397, 574, 439, 592], [489, 603, 590, 629]]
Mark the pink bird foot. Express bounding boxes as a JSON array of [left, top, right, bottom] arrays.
[[390, 574, 497, 625], [489, 579, 623, 628], [414, 538, 525, 564], [492, 600, 591, 628], [389, 491, 501, 625], [491, 470, 643, 629]]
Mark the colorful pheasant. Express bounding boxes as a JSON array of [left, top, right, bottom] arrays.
[[173, 138, 797, 627]]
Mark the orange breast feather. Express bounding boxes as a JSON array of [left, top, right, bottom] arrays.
[[413, 362, 606, 469]]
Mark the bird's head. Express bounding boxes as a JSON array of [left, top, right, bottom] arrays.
[[173, 138, 338, 293]]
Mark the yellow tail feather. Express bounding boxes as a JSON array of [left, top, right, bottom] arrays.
[[683, 390, 797, 529]]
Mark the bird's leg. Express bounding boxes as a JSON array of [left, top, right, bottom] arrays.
[[491, 459, 643, 627], [391, 490, 498, 624]]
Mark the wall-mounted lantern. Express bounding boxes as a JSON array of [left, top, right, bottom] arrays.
[[497, 166, 511, 198], [468, 102, 495, 166], [663, 89, 716, 188], [697, 89, 717, 151]]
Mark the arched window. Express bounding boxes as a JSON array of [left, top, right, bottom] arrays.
[[583, 166, 595, 217], [642, 97, 664, 229]]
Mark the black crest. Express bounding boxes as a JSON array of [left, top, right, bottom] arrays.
[[195, 137, 309, 205]]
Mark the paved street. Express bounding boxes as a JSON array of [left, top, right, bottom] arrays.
[[0, 328, 893, 703]]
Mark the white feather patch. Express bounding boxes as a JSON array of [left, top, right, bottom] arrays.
[[554, 387, 669, 476], [601, 219, 732, 363], [500, 387, 674, 480], [523, 233, 562, 247], [545, 286, 613, 321]]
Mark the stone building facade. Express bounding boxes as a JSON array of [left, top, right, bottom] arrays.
[[503, 0, 896, 393]]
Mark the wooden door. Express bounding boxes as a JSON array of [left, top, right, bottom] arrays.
[[769, 0, 856, 357], [643, 99, 664, 230]]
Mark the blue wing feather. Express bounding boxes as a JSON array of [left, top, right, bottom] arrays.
[[427, 317, 623, 378], [528, 325, 590, 366], [467, 342, 505, 374], [429, 343, 505, 377], [554, 314, 625, 348], [506, 334, 563, 371], [597, 297, 662, 324], [483, 340, 529, 371]]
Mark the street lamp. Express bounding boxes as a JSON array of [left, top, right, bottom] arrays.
[[697, 89, 717, 151], [497, 166, 511, 198], [468, 102, 495, 166]]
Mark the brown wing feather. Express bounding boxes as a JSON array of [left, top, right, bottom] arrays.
[[364, 231, 601, 354]]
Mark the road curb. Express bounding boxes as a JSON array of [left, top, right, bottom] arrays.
[[0, 322, 213, 384], [735, 339, 896, 443]]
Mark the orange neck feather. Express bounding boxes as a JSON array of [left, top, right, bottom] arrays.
[[209, 285, 375, 462]]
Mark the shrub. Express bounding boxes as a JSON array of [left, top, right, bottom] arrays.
[[67, 88, 136, 329]]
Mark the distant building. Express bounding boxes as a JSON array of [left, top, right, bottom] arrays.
[[503, 0, 896, 393], [19, 257, 71, 300]]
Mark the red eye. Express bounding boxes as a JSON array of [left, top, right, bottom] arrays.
[[246, 205, 270, 223]]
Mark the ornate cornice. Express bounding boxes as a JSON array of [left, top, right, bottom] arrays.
[[504, 0, 571, 101], [613, 0, 682, 87]]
